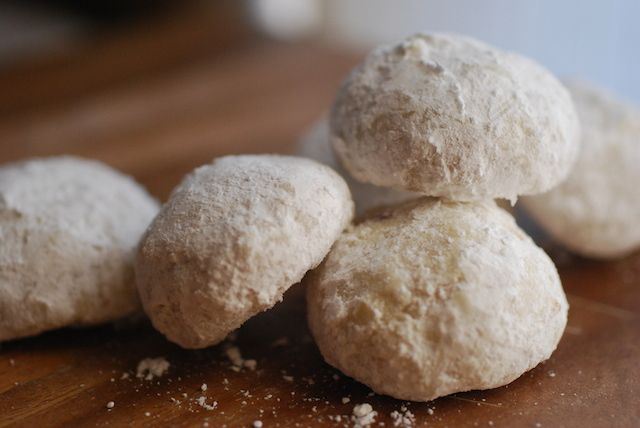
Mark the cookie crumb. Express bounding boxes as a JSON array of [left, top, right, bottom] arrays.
[[195, 396, 217, 411], [253, 421, 263, 428], [342, 397, 350, 404], [106, 401, 115, 409], [352, 403, 377, 427], [136, 357, 170, 381], [201, 383, 208, 392]]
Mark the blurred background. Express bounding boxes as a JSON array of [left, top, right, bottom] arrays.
[[255, 0, 640, 103], [0, 0, 638, 198]]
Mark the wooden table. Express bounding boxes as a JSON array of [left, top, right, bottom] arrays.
[[0, 38, 638, 428]]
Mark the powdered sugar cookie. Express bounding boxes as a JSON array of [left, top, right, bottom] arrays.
[[330, 33, 580, 201], [0, 157, 159, 341], [307, 198, 567, 401], [136, 155, 354, 348], [297, 117, 418, 215], [521, 81, 640, 258]]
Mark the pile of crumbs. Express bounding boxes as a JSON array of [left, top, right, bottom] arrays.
[[352, 403, 377, 427], [390, 405, 416, 427], [225, 346, 257, 371], [136, 357, 170, 380], [195, 396, 217, 411]]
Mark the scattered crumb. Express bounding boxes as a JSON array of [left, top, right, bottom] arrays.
[[427, 408, 434, 416], [9, 359, 15, 366], [283, 375, 294, 382], [352, 403, 377, 427], [106, 401, 115, 409], [548, 371, 556, 378], [195, 396, 217, 411], [136, 357, 170, 381], [390, 406, 416, 427], [144, 412, 151, 417], [342, 397, 351, 404], [201, 384, 208, 392], [120, 372, 130, 380], [253, 421, 263, 428]]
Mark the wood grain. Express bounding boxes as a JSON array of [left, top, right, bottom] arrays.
[[0, 36, 639, 428]]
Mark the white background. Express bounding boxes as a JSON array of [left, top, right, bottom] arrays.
[[254, 0, 640, 103]]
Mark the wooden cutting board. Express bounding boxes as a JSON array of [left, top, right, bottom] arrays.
[[0, 39, 638, 428]]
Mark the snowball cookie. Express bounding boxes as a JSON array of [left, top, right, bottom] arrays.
[[521, 81, 640, 259], [0, 157, 159, 342], [297, 117, 419, 215], [330, 33, 580, 201], [136, 155, 354, 349], [307, 199, 567, 401]]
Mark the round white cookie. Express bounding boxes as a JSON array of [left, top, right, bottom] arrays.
[[521, 81, 640, 259], [0, 157, 159, 341], [307, 199, 567, 402], [136, 155, 354, 349], [297, 117, 418, 216], [330, 33, 580, 201]]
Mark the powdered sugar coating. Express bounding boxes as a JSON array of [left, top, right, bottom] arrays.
[[521, 81, 640, 258], [136, 155, 354, 349], [297, 117, 419, 216], [307, 199, 567, 401], [330, 33, 580, 201], [0, 156, 159, 341]]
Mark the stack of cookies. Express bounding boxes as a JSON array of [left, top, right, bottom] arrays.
[[303, 33, 581, 401]]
